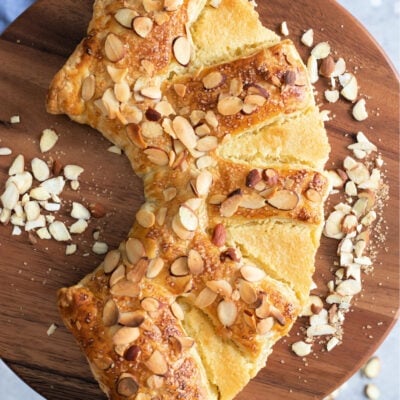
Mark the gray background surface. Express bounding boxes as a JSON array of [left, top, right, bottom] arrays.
[[0, 0, 399, 399]]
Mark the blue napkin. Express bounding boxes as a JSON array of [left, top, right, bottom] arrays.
[[0, 0, 36, 33]]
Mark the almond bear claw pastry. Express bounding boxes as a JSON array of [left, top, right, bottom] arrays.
[[47, 0, 331, 398]]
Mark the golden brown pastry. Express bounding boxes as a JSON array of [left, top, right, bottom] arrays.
[[47, 0, 331, 399]]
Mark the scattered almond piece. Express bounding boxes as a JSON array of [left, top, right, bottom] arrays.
[[301, 29, 314, 47], [281, 21, 289, 36], [40, 129, 59, 153], [66, 243, 77, 255], [352, 98, 368, 121]]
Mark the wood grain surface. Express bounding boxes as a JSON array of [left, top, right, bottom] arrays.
[[0, 0, 398, 399]]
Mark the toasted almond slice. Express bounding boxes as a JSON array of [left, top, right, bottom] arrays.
[[104, 250, 121, 274], [171, 214, 194, 240], [187, 249, 204, 275], [170, 301, 184, 320], [114, 81, 131, 103], [117, 374, 139, 397], [170, 256, 189, 276], [202, 71, 225, 90], [114, 8, 138, 28], [136, 207, 155, 228], [141, 297, 160, 312], [266, 189, 299, 210], [220, 192, 243, 217], [178, 205, 198, 231], [257, 316, 274, 335], [217, 96, 243, 116], [240, 265, 266, 282], [196, 170, 213, 197], [196, 135, 218, 152], [172, 116, 197, 150], [206, 280, 232, 298], [110, 279, 140, 297], [40, 129, 59, 153], [195, 287, 218, 308], [145, 350, 168, 375], [119, 310, 146, 327], [113, 326, 140, 346], [143, 147, 169, 166], [103, 299, 119, 326], [172, 36, 191, 66], [125, 238, 145, 264], [104, 33, 126, 62], [239, 280, 258, 304], [81, 74, 96, 101], [146, 257, 165, 278], [217, 300, 237, 327], [164, 0, 183, 11]]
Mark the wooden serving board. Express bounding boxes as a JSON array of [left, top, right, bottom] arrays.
[[0, 0, 398, 399]]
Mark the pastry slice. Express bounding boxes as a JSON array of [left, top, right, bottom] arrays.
[[47, 0, 331, 399]]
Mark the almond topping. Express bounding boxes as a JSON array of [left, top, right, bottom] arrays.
[[102, 299, 119, 326], [239, 280, 258, 304], [220, 192, 242, 217], [171, 214, 194, 240], [164, 0, 183, 11], [110, 279, 140, 297], [206, 280, 232, 298], [195, 287, 217, 308], [257, 317, 275, 335], [196, 170, 213, 197], [266, 189, 299, 210], [143, 147, 169, 166], [305, 188, 322, 202], [104, 250, 121, 273], [145, 350, 168, 375], [104, 33, 126, 62], [113, 327, 140, 346], [132, 16, 153, 38], [217, 300, 237, 327], [170, 301, 184, 320], [114, 8, 137, 28], [119, 311, 146, 327], [146, 257, 165, 278], [217, 96, 243, 116], [172, 36, 191, 66], [178, 205, 198, 231], [141, 297, 160, 312], [81, 74, 96, 101], [125, 238, 146, 264], [240, 265, 266, 282], [187, 249, 204, 275], [173, 116, 197, 149], [136, 207, 155, 228], [117, 374, 139, 397], [170, 256, 189, 276], [202, 71, 225, 90], [196, 135, 218, 152]]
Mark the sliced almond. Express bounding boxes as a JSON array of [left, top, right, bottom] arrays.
[[104, 33, 126, 62], [81, 74, 96, 101], [172, 36, 191, 66], [307, 55, 319, 84], [257, 317, 274, 335], [145, 350, 168, 375], [217, 96, 243, 116], [40, 129, 59, 153], [1, 183, 19, 209], [173, 116, 197, 150], [171, 214, 194, 240], [202, 71, 225, 90], [114, 8, 137, 28], [196, 135, 218, 152], [206, 280, 232, 298], [196, 170, 213, 197], [266, 189, 299, 210], [102, 299, 119, 326], [195, 287, 218, 308], [110, 279, 140, 297], [9, 154, 24, 176], [146, 257, 164, 278], [217, 300, 237, 327], [347, 163, 370, 185], [220, 192, 242, 217], [164, 0, 183, 11], [255, 296, 271, 319], [170, 301, 184, 320], [144, 147, 169, 166], [323, 210, 346, 239], [136, 208, 155, 228], [141, 297, 160, 312], [239, 280, 258, 304], [187, 249, 204, 275], [126, 258, 149, 283], [240, 265, 266, 282], [170, 256, 189, 277], [119, 310, 146, 327], [178, 205, 198, 231], [133, 17, 154, 38], [113, 326, 140, 346], [104, 250, 121, 274], [125, 238, 145, 264], [117, 374, 139, 397], [336, 279, 362, 296]]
